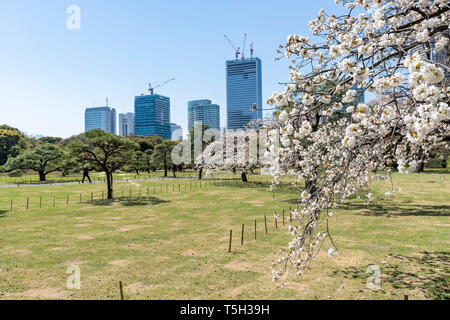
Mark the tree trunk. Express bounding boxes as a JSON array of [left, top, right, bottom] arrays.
[[198, 167, 203, 180], [413, 148, 425, 173], [106, 171, 114, 199], [135, 169, 139, 175], [172, 164, 176, 178], [38, 171, 46, 182], [164, 158, 168, 177], [414, 161, 425, 173], [305, 178, 317, 195], [241, 172, 248, 182]]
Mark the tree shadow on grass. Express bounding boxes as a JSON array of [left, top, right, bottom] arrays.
[[223, 181, 301, 193], [0, 210, 7, 218], [281, 198, 301, 205], [342, 202, 450, 217], [91, 196, 169, 207], [331, 251, 449, 299]]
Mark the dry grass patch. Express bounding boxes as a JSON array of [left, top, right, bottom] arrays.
[[224, 261, 253, 271], [62, 259, 88, 266], [11, 287, 71, 300], [10, 249, 32, 256], [108, 259, 132, 267], [78, 235, 95, 240]]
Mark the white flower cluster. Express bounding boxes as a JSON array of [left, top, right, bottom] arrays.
[[267, 0, 449, 281]]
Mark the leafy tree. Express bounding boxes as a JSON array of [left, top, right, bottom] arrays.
[[126, 135, 164, 172], [67, 129, 138, 199], [153, 140, 178, 177], [3, 143, 64, 181], [0, 125, 27, 166], [128, 150, 147, 175], [38, 136, 63, 145]]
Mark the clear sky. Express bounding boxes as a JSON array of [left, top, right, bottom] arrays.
[[0, 0, 345, 138]]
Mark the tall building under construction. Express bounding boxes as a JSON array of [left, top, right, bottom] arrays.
[[226, 57, 262, 130]]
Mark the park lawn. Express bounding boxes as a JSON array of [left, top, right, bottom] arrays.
[[0, 171, 448, 300]]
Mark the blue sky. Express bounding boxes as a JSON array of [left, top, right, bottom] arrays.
[[0, 0, 344, 138]]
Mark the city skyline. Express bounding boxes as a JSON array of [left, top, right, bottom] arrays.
[[0, 0, 345, 139]]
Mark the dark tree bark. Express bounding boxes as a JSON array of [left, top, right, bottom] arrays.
[[38, 171, 46, 182], [241, 172, 248, 182], [198, 167, 203, 180], [172, 164, 177, 178], [106, 171, 113, 199], [163, 157, 168, 177]]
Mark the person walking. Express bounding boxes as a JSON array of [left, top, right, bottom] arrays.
[[82, 163, 92, 183]]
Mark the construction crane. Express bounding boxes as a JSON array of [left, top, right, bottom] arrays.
[[250, 41, 254, 58], [224, 34, 240, 60], [241, 33, 247, 59], [148, 78, 175, 95]]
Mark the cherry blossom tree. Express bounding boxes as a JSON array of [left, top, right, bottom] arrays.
[[202, 130, 260, 182], [265, 0, 449, 281]]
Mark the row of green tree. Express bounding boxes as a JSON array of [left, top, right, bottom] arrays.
[[0, 125, 209, 198]]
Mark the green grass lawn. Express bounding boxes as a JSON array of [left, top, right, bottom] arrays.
[[0, 171, 448, 300]]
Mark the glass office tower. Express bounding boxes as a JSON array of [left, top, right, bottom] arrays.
[[187, 99, 220, 132], [84, 106, 116, 134], [134, 94, 171, 139], [226, 57, 262, 130], [118, 112, 135, 136], [170, 123, 183, 141]]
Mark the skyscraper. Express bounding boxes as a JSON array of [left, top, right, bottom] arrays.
[[134, 94, 171, 139], [187, 99, 220, 132], [85, 106, 116, 134], [118, 112, 134, 136], [170, 123, 183, 141], [226, 57, 262, 130]]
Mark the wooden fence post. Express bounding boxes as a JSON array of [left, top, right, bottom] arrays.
[[228, 230, 233, 253], [241, 224, 244, 245], [275, 213, 278, 230], [282, 210, 285, 226], [254, 220, 257, 240], [119, 281, 124, 300], [26, 197, 29, 211], [264, 215, 268, 234]]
